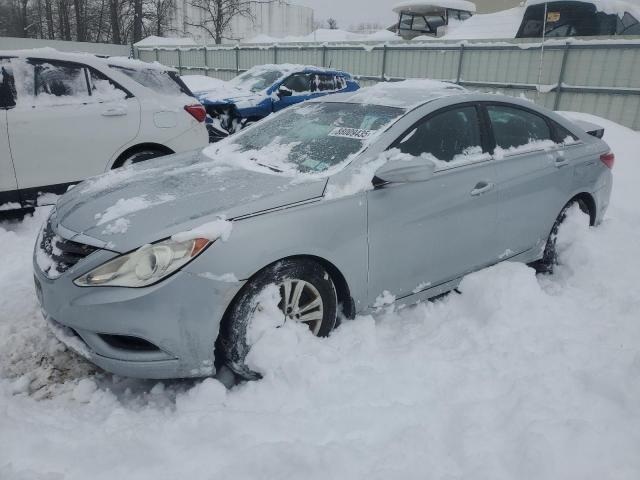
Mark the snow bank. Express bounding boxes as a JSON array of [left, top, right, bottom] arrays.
[[134, 36, 197, 47], [243, 28, 398, 44], [1, 116, 640, 479]]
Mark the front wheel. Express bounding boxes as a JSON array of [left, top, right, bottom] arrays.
[[217, 259, 338, 380]]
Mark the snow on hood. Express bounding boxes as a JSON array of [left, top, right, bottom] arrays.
[[181, 75, 230, 94], [54, 150, 327, 252]]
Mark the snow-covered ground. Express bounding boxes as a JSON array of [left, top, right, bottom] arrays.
[[1, 115, 639, 479]]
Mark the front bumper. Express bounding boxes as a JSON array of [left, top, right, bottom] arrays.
[[34, 248, 245, 379]]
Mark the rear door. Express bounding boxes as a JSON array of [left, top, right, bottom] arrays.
[[0, 57, 19, 205], [7, 58, 140, 194], [483, 102, 575, 256], [367, 104, 500, 303]]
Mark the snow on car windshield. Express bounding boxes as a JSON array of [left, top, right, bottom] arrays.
[[228, 67, 286, 93], [205, 102, 404, 174]]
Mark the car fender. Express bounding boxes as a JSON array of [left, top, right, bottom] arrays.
[[182, 193, 370, 312]]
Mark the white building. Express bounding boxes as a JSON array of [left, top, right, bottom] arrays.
[[170, 0, 314, 44]]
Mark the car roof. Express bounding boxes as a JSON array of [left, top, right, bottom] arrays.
[[241, 63, 351, 78], [0, 48, 175, 72], [311, 79, 470, 109]]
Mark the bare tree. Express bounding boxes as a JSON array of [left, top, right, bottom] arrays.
[[148, 0, 175, 36], [185, 0, 254, 44], [327, 17, 337, 30]]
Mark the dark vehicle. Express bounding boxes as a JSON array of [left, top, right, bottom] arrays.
[[517, 1, 640, 38]]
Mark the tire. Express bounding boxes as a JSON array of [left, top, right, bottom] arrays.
[[115, 149, 167, 168], [217, 259, 338, 380], [532, 198, 589, 274]]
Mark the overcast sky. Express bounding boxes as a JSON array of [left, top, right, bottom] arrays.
[[293, 0, 399, 29]]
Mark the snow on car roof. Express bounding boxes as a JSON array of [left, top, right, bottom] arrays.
[[0, 48, 174, 72], [393, 0, 477, 14], [314, 79, 468, 108]]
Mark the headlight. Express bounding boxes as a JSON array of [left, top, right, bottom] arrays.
[[74, 237, 210, 288]]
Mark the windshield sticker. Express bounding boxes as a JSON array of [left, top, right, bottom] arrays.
[[328, 127, 376, 140]]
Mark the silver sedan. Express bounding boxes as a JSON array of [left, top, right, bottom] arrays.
[[33, 81, 613, 380]]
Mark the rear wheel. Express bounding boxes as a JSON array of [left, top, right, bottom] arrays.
[[217, 259, 338, 380], [532, 198, 589, 274], [115, 149, 167, 168]]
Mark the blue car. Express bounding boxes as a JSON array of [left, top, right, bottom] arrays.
[[191, 64, 360, 141]]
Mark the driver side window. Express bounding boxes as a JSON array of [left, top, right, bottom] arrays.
[[396, 106, 483, 163], [0, 58, 17, 108]]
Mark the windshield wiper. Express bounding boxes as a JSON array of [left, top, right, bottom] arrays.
[[255, 161, 283, 173]]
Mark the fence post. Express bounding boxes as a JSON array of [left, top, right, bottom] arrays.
[[154, 48, 159, 62], [202, 47, 208, 74], [380, 44, 388, 82], [177, 49, 182, 75], [554, 41, 571, 111], [235, 45, 240, 74], [273, 44, 278, 64], [322, 45, 327, 68], [456, 43, 465, 84]]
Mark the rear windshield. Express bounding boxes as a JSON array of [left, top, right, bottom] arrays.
[[110, 65, 192, 96], [229, 68, 286, 93]]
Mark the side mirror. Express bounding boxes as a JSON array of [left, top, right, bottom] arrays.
[[277, 86, 292, 97], [375, 156, 436, 183]]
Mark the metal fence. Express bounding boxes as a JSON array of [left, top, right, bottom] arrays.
[[0, 36, 131, 57], [137, 38, 640, 130]]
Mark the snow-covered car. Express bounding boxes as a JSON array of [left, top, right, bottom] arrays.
[[185, 64, 359, 142], [33, 80, 613, 381], [0, 50, 208, 213], [516, 0, 640, 38]]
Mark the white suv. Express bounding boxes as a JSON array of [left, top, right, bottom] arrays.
[[0, 50, 208, 212]]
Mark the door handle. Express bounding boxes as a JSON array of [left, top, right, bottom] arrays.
[[470, 181, 494, 196], [101, 106, 127, 116], [553, 151, 569, 167]]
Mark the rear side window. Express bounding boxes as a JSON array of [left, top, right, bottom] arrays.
[[110, 65, 190, 96], [0, 58, 16, 108], [487, 105, 552, 150], [397, 106, 483, 163], [35, 61, 89, 97]]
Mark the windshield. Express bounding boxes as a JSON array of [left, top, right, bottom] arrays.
[[110, 65, 191, 96], [229, 68, 286, 93], [219, 102, 404, 173]]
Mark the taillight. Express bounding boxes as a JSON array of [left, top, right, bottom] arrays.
[[600, 152, 615, 169], [184, 104, 206, 123]]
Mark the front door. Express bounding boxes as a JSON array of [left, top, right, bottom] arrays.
[[367, 104, 500, 304]]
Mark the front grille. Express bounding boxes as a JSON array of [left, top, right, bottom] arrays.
[[39, 219, 97, 276]]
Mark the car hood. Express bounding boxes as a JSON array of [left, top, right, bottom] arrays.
[[55, 150, 327, 253]]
